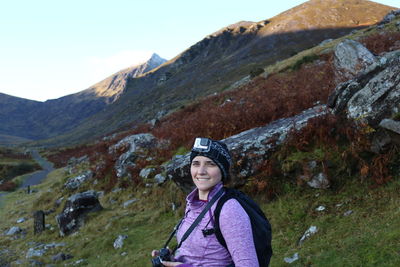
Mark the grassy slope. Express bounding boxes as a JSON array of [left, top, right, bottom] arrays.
[[0, 166, 399, 266]]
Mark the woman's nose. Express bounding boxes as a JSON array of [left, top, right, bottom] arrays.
[[198, 164, 207, 174]]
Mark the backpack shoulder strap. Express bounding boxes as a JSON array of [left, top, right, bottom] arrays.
[[214, 187, 236, 249]]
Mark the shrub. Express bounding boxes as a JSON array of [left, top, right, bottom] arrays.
[[290, 54, 320, 70], [249, 67, 265, 78], [360, 31, 400, 55], [0, 180, 17, 191]]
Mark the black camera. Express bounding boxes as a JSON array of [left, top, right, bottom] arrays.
[[151, 248, 171, 267]]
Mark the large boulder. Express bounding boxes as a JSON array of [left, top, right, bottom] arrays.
[[166, 105, 327, 192], [55, 191, 102, 236], [333, 39, 379, 82], [108, 133, 157, 178], [328, 50, 400, 127]]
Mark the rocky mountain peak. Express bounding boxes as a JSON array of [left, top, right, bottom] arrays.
[[147, 53, 167, 66], [79, 53, 167, 102]]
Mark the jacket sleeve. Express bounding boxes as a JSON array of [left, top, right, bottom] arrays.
[[219, 198, 259, 267]]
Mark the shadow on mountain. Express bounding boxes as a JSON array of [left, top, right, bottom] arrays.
[[0, 25, 378, 146]]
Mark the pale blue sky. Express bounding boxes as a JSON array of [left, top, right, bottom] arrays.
[[0, 0, 398, 101]]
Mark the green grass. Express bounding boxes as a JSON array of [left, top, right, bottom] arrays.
[[1, 163, 399, 266], [263, 178, 400, 266]]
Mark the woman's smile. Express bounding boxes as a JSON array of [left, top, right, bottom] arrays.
[[191, 155, 222, 200]]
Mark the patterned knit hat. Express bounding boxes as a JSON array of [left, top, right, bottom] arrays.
[[190, 137, 232, 181]]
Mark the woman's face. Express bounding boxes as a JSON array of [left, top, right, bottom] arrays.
[[191, 155, 222, 200]]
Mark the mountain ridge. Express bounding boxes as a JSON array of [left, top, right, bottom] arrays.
[[0, 0, 396, 146], [0, 54, 166, 142]]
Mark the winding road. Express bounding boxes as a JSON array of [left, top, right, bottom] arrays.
[[0, 150, 54, 204], [20, 150, 54, 188]]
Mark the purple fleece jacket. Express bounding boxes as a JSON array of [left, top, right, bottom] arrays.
[[174, 182, 259, 267]]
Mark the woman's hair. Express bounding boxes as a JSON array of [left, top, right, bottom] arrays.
[[190, 137, 232, 183]]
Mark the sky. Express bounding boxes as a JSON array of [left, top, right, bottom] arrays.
[[0, 0, 398, 102]]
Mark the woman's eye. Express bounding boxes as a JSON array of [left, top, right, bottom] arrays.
[[206, 162, 216, 166]]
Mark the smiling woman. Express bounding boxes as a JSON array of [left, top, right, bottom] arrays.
[[151, 137, 263, 267]]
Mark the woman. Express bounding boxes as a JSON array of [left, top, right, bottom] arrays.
[[152, 137, 259, 267]]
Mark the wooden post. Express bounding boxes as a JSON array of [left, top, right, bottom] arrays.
[[33, 210, 45, 234]]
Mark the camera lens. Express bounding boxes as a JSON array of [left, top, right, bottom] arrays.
[[151, 257, 162, 267], [159, 248, 170, 259]]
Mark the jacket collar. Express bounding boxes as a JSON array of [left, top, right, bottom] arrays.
[[186, 182, 224, 208]]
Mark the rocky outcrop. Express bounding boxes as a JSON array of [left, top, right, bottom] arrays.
[[64, 170, 93, 190], [109, 133, 157, 178], [333, 39, 379, 82], [378, 9, 400, 25], [166, 105, 328, 192], [56, 191, 103, 236], [328, 49, 400, 128]]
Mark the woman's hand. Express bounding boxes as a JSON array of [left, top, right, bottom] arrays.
[[151, 250, 159, 257], [160, 260, 183, 267], [151, 249, 183, 266]]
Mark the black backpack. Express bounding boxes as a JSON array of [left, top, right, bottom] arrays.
[[214, 187, 273, 267]]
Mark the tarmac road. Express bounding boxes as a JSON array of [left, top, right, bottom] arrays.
[[0, 150, 54, 205], [20, 150, 54, 188]]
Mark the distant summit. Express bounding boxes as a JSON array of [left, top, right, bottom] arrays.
[[79, 53, 167, 103], [0, 53, 166, 142]]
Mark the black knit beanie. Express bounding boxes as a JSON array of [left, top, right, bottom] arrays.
[[190, 137, 232, 181]]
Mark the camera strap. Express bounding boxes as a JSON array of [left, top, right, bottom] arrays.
[[171, 187, 225, 255]]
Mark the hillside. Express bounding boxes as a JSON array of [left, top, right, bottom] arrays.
[[0, 54, 166, 143], [0, 3, 400, 267], [2, 0, 396, 147], [42, 0, 395, 147]]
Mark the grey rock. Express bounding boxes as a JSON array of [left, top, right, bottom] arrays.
[[5, 226, 22, 236], [51, 252, 73, 262], [154, 173, 166, 184], [73, 259, 86, 265], [166, 105, 327, 192], [284, 252, 299, 264], [44, 243, 65, 250], [16, 217, 26, 223], [139, 167, 156, 180], [333, 39, 378, 82], [55, 197, 64, 207], [329, 50, 400, 129], [112, 187, 122, 193], [26, 248, 46, 258], [379, 9, 400, 25], [113, 235, 128, 249], [56, 191, 103, 236], [379, 119, 400, 135], [307, 173, 330, 189], [64, 171, 93, 190], [315, 205, 326, 211], [123, 199, 138, 208], [109, 133, 157, 178], [344, 210, 354, 216], [299, 226, 318, 245]]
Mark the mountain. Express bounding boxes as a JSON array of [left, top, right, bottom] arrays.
[[35, 0, 395, 146], [80, 53, 167, 104], [0, 54, 166, 143], [0, 0, 396, 146]]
